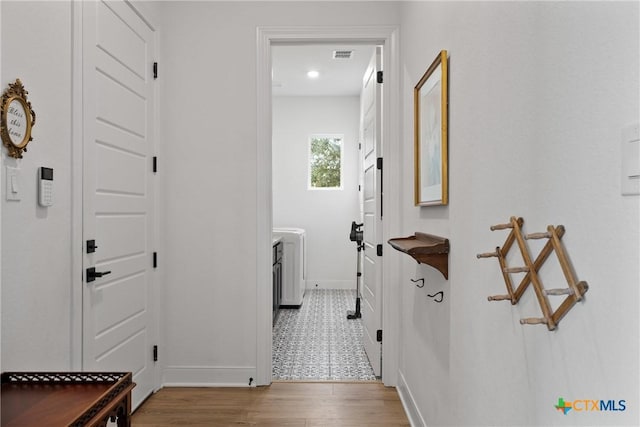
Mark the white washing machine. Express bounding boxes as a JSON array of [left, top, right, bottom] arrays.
[[273, 228, 306, 307]]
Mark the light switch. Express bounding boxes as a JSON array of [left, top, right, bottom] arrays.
[[621, 122, 640, 196], [6, 166, 21, 201]]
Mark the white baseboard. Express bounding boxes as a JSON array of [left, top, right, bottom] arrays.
[[306, 279, 356, 290], [163, 365, 257, 387], [397, 370, 426, 427]]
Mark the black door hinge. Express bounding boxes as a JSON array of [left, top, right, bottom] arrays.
[[376, 329, 382, 342], [153, 156, 157, 173], [376, 71, 383, 84], [358, 142, 362, 150], [153, 345, 158, 362], [153, 252, 158, 269], [377, 244, 383, 256], [153, 62, 158, 79]]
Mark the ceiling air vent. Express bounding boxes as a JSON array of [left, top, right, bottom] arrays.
[[333, 50, 353, 59]]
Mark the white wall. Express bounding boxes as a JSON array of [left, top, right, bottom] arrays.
[[273, 96, 360, 289], [1, 1, 73, 370], [397, 2, 639, 426], [158, 1, 400, 385], [1, 3, 636, 425]]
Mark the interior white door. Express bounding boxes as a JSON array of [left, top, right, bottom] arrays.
[[360, 47, 383, 377], [82, 0, 156, 409]]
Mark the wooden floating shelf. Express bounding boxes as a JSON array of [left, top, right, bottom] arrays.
[[388, 232, 450, 279]]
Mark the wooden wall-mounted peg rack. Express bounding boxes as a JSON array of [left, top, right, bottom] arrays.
[[477, 216, 588, 331]]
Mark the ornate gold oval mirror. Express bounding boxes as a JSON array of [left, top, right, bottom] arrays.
[[1, 79, 36, 158]]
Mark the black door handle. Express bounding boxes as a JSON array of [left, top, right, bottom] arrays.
[[86, 267, 112, 283]]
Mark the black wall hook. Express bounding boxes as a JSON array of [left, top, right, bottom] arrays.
[[427, 291, 444, 303], [410, 278, 425, 288]]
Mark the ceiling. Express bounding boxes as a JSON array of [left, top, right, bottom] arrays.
[[272, 44, 376, 97]]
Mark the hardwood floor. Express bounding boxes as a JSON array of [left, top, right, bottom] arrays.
[[132, 382, 411, 426]]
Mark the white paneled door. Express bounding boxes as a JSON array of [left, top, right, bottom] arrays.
[[82, 0, 156, 409], [360, 48, 383, 377]]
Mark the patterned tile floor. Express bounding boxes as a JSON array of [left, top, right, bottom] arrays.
[[272, 289, 377, 381]]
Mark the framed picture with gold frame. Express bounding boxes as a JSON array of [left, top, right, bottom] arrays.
[[414, 50, 448, 206], [1, 79, 36, 159]]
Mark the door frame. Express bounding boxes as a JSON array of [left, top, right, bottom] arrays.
[[70, 0, 83, 371], [70, 1, 161, 394], [256, 25, 401, 386], [0, 1, 3, 373]]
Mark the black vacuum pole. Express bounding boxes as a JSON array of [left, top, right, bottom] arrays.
[[347, 221, 363, 320]]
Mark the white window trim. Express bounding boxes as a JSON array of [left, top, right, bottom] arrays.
[[308, 133, 344, 190]]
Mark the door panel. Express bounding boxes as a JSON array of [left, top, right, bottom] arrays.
[[96, 1, 147, 76], [82, 0, 156, 409], [95, 146, 146, 194], [94, 119, 146, 153], [95, 329, 147, 372], [96, 76, 146, 136], [96, 216, 146, 258], [93, 278, 146, 341], [360, 48, 383, 377]]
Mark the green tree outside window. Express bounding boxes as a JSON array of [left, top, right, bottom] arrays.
[[310, 136, 342, 189]]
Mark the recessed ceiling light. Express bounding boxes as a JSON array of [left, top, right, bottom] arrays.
[[307, 70, 319, 79]]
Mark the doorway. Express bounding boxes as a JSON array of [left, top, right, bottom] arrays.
[[271, 43, 378, 381], [256, 26, 401, 387]]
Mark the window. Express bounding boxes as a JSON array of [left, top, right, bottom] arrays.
[[309, 135, 343, 189]]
